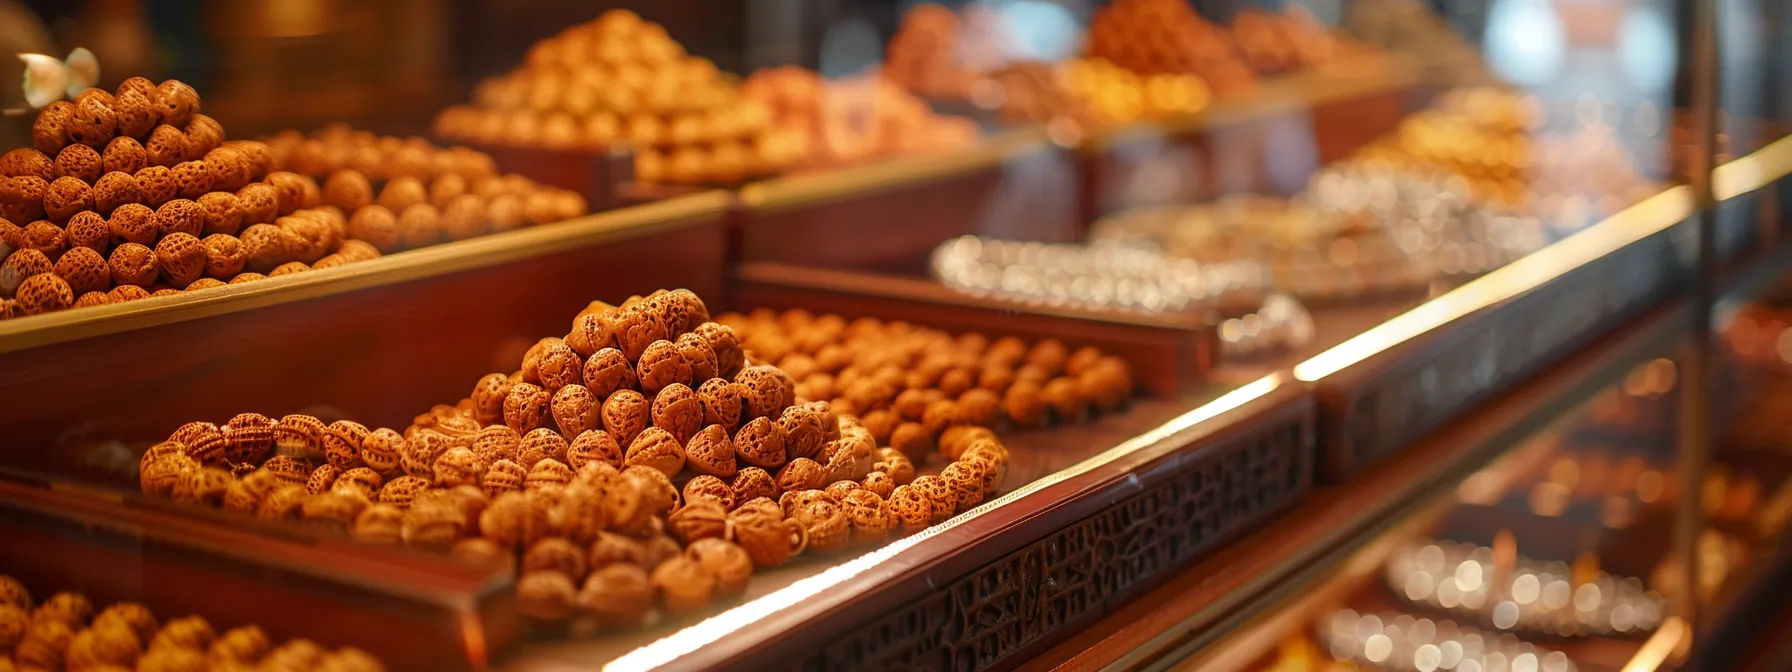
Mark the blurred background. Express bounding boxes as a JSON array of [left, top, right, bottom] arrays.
[[1, 0, 1772, 144]]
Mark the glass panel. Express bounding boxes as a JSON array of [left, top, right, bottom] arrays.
[[0, 0, 1737, 670], [1176, 341, 1696, 672]]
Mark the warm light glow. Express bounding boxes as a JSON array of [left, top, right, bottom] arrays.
[[1293, 186, 1692, 381], [605, 375, 1284, 672], [1756, 474, 1792, 538], [1295, 132, 1792, 383], [1622, 616, 1687, 672], [1714, 133, 1792, 200]]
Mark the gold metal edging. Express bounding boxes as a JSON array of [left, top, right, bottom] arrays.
[[1293, 132, 1792, 384]]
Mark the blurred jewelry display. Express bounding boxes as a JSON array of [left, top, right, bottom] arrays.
[[1385, 539, 1667, 637], [1217, 293, 1315, 359], [931, 235, 1269, 310], [1089, 165, 1546, 301], [1318, 609, 1577, 672], [929, 235, 1313, 357]]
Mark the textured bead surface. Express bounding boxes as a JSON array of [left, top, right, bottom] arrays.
[[600, 389, 648, 446], [581, 348, 637, 399], [516, 570, 577, 622], [434, 446, 483, 487], [728, 506, 805, 568], [526, 458, 574, 491], [623, 427, 684, 478], [730, 467, 777, 503], [359, 427, 406, 475], [566, 429, 621, 470], [733, 416, 786, 470], [378, 475, 430, 509], [636, 339, 691, 394], [503, 382, 550, 434], [470, 372, 512, 425], [650, 555, 715, 615], [479, 491, 549, 549], [517, 427, 568, 468], [153, 232, 205, 287], [222, 412, 276, 464], [481, 458, 526, 497], [470, 424, 520, 467], [549, 384, 599, 437], [649, 382, 703, 444], [680, 474, 735, 510], [577, 564, 654, 628]]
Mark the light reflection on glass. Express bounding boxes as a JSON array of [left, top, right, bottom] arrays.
[[1387, 540, 1665, 636], [1319, 610, 1576, 672]]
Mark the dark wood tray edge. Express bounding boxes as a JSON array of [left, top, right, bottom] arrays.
[[0, 191, 734, 354], [0, 477, 517, 671]]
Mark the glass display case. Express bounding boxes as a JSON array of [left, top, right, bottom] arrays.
[[0, 0, 1784, 670]]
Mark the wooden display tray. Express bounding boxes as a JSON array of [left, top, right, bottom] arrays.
[[0, 478, 513, 671], [732, 128, 1083, 273], [727, 262, 1216, 396], [509, 378, 1313, 672], [0, 243, 1301, 672], [474, 144, 636, 212], [1078, 57, 1431, 221], [0, 193, 732, 484], [0, 72, 1778, 672]]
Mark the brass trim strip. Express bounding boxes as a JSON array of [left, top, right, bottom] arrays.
[[1295, 132, 1792, 383], [0, 191, 734, 354], [1624, 616, 1690, 672]]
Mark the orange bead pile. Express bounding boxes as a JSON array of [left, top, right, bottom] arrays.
[[432, 10, 806, 185], [717, 309, 1135, 447], [1083, 0, 1260, 95], [137, 290, 1014, 630], [1344, 86, 1659, 224], [1230, 7, 1376, 75], [883, 3, 1020, 101], [739, 67, 980, 171], [886, 1, 1376, 126], [263, 125, 589, 253], [0, 78, 376, 319], [0, 575, 384, 671]]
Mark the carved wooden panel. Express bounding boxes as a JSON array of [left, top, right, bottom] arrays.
[[797, 401, 1312, 672], [1322, 225, 1687, 479]]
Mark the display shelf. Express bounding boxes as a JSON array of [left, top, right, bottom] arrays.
[[1684, 230, 1792, 669], [1304, 186, 1690, 480], [1078, 56, 1427, 220], [732, 127, 1080, 274], [1299, 130, 1790, 481], [0, 478, 513, 672], [729, 262, 1217, 396], [0, 89, 1783, 672], [511, 376, 1311, 672], [1027, 298, 1692, 672], [0, 192, 731, 484], [1715, 128, 1792, 259], [474, 143, 637, 212]]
